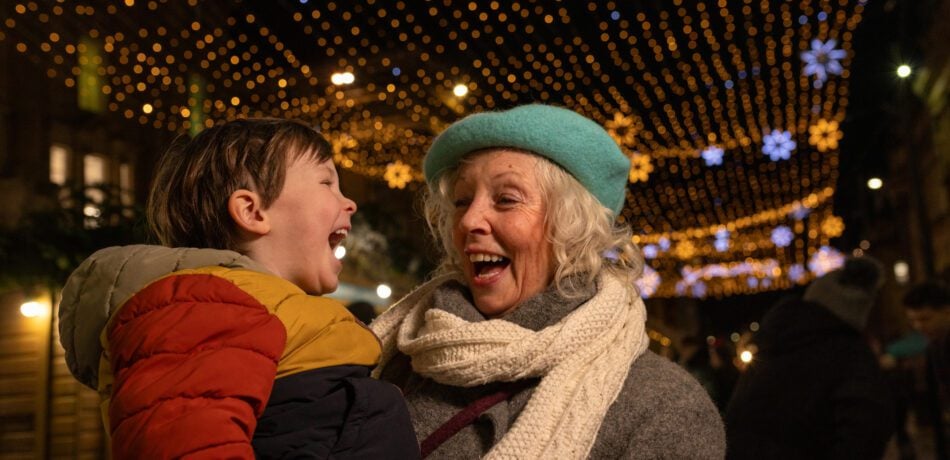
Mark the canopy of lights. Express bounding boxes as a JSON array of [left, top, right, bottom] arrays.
[[2, 0, 863, 298]]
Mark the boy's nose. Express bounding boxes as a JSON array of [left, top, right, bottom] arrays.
[[342, 196, 357, 214]]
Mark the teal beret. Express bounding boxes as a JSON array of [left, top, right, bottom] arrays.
[[424, 104, 631, 216]]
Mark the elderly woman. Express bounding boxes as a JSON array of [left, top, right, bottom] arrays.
[[371, 104, 725, 459]]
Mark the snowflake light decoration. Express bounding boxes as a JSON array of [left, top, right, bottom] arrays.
[[789, 203, 811, 221], [809, 246, 845, 277], [714, 238, 730, 252], [801, 39, 846, 87], [701, 146, 724, 166], [636, 264, 661, 298], [642, 244, 659, 259], [383, 160, 413, 189], [628, 153, 653, 183], [808, 119, 843, 152], [788, 264, 806, 283], [714, 228, 730, 252], [691, 281, 707, 298], [605, 112, 638, 146], [771, 225, 794, 248], [762, 129, 796, 161]]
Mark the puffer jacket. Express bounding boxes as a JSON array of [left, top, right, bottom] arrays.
[[59, 245, 419, 459]]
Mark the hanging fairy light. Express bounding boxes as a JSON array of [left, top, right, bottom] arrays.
[[0, 0, 868, 297]]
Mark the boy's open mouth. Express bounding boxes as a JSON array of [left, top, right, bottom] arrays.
[[329, 229, 348, 249], [469, 253, 510, 279]]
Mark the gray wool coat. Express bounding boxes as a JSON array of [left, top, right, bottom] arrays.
[[379, 280, 726, 459]]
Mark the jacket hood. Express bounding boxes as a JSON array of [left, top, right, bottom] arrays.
[[59, 244, 268, 389], [755, 296, 859, 354]]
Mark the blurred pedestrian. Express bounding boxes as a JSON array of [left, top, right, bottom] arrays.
[[725, 256, 895, 459], [902, 281, 950, 459]]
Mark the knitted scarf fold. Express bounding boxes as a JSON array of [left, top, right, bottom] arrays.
[[371, 273, 649, 460]]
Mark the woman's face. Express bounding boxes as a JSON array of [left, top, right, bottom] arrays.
[[451, 150, 555, 318]]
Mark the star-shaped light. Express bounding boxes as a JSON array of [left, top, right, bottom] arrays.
[[821, 215, 845, 237], [771, 225, 794, 248], [330, 133, 359, 168], [701, 145, 725, 166], [605, 112, 638, 146], [628, 153, 653, 183], [673, 241, 696, 260], [808, 119, 843, 152], [762, 129, 796, 161], [801, 39, 846, 87], [383, 160, 413, 189]]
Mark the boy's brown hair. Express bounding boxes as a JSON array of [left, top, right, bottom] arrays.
[[147, 118, 332, 250]]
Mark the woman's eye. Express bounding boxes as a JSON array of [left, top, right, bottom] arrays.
[[497, 195, 518, 204], [453, 198, 471, 208]]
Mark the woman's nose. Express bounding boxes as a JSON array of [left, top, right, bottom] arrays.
[[458, 201, 489, 234]]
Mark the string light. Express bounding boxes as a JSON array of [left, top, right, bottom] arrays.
[[0, 0, 866, 297]]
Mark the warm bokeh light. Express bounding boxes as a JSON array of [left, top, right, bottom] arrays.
[[452, 84, 468, 97], [897, 64, 912, 78], [20, 301, 47, 318], [740, 350, 754, 363], [867, 177, 883, 190], [376, 284, 392, 300], [330, 71, 355, 85], [334, 245, 346, 260]]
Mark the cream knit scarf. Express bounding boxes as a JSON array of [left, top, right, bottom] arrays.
[[371, 273, 649, 460]]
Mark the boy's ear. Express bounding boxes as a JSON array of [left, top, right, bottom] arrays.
[[228, 189, 270, 236]]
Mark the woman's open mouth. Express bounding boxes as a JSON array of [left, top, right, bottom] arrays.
[[469, 253, 511, 280]]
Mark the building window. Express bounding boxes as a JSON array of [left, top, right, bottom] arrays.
[[83, 154, 108, 226], [49, 145, 70, 186], [119, 162, 134, 208]]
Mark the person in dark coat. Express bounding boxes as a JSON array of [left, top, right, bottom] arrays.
[[725, 256, 895, 459]]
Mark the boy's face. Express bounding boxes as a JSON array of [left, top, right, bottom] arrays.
[[259, 157, 356, 295], [906, 305, 950, 341]]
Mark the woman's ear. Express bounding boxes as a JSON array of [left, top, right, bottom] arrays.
[[228, 189, 270, 236]]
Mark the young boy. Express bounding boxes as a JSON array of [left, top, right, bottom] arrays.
[[58, 119, 419, 459]]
